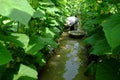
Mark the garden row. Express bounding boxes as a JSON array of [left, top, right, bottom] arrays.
[[80, 0, 120, 80], [0, 0, 75, 80]]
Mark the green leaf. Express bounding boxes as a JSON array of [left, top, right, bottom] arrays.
[[13, 64, 37, 80], [84, 18, 102, 29], [26, 35, 58, 55], [84, 32, 104, 46], [25, 36, 45, 55], [35, 52, 46, 66], [50, 19, 59, 26], [18, 76, 37, 80], [91, 39, 111, 55], [45, 27, 55, 37], [101, 13, 120, 50], [46, 7, 59, 14], [50, 27, 61, 39], [0, 42, 12, 65], [0, 33, 29, 49], [40, 36, 58, 48], [25, 43, 44, 55], [50, 27, 61, 34], [33, 10, 45, 18], [11, 33, 29, 49], [96, 58, 120, 80], [0, 0, 34, 25], [39, 0, 54, 6], [84, 32, 111, 55]]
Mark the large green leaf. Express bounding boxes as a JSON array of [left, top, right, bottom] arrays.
[[0, 0, 34, 25], [84, 32, 111, 55], [101, 13, 120, 50], [25, 36, 57, 55], [84, 35, 95, 45], [25, 36, 45, 55], [13, 64, 37, 80], [0, 33, 29, 49], [0, 42, 12, 65], [96, 58, 120, 80], [84, 33, 104, 46], [25, 42, 44, 55], [91, 39, 111, 55], [84, 18, 102, 29]]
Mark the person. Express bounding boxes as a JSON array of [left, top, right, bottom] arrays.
[[65, 16, 79, 31]]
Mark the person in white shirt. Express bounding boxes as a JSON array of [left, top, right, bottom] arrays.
[[65, 16, 79, 31]]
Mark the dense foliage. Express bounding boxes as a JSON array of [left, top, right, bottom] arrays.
[[80, 0, 120, 80], [0, 0, 75, 79], [0, 0, 120, 80]]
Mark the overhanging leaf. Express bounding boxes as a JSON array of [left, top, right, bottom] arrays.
[[84, 18, 102, 28], [25, 36, 58, 55], [11, 33, 29, 49], [0, 42, 12, 65], [0, 33, 29, 49], [91, 39, 111, 55], [13, 64, 37, 80], [101, 13, 120, 50], [25, 36, 45, 55], [84, 32, 104, 46], [0, 0, 34, 25]]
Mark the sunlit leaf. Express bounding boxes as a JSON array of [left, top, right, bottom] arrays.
[[0, 0, 34, 25], [0, 33, 29, 49], [50, 19, 59, 26], [13, 64, 37, 80], [46, 7, 59, 14], [39, 0, 54, 6], [25, 36, 44, 55], [45, 27, 55, 37], [11, 33, 29, 49], [26, 35, 57, 55]]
